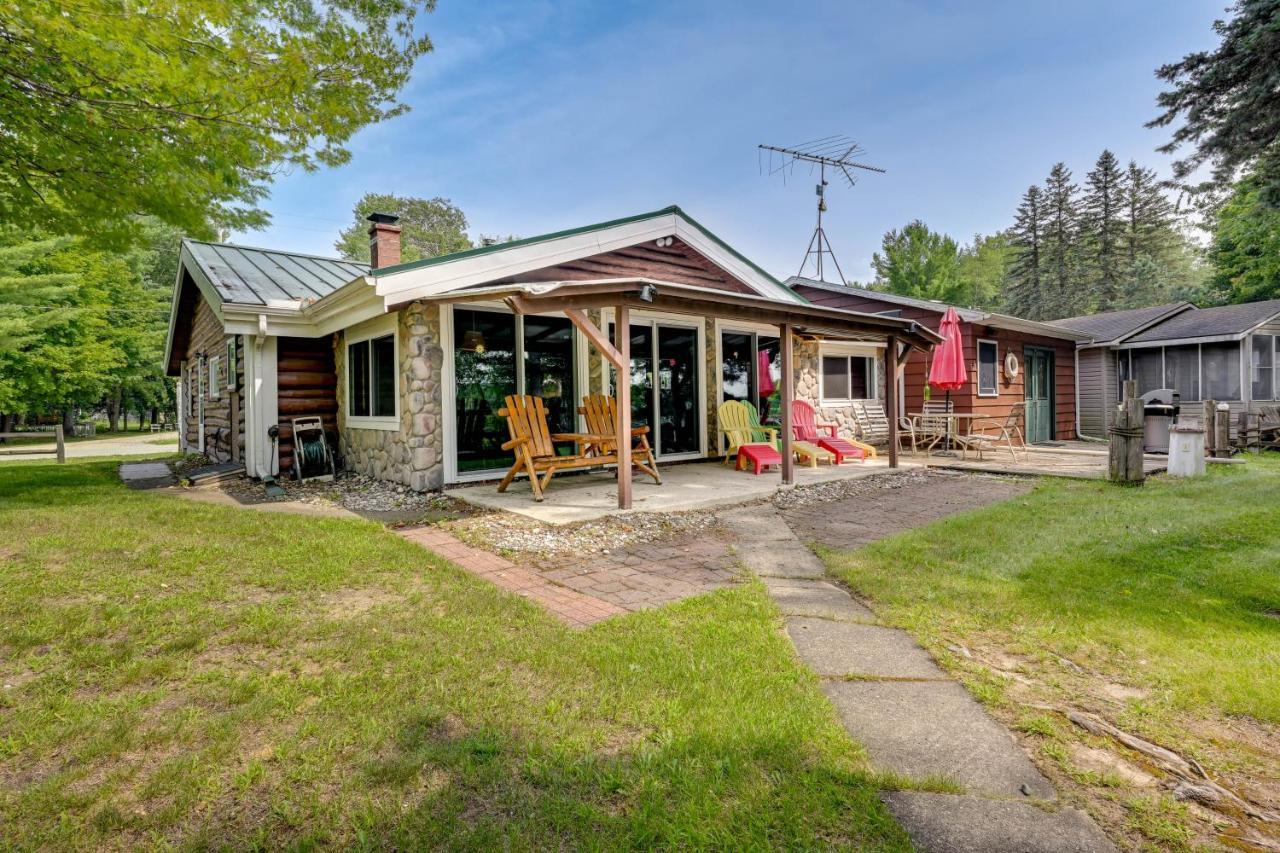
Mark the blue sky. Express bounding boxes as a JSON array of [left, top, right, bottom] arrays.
[[238, 0, 1224, 282]]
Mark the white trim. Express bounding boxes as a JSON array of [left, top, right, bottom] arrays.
[[976, 338, 999, 397], [244, 336, 278, 478], [177, 362, 187, 451], [817, 342, 880, 406], [343, 312, 400, 431], [375, 211, 801, 305]]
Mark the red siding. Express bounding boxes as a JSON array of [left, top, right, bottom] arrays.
[[794, 286, 1077, 439]]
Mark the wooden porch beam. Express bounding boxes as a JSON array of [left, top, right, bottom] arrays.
[[779, 322, 795, 485], [564, 308, 625, 371], [614, 305, 632, 510], [886, 334, 899, 469]]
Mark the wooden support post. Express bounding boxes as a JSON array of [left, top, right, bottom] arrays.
[[1213, 404, 1231, 458], [614, 305, 632, 510], [1109, 380, 1144, 485], [886, 336, 899, 468], [779, 323, 795, 485], [55, 424, 65, 464], [1203, 400, 1217, 456]]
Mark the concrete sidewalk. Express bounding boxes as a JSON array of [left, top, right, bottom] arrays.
[[720, 506, 1114, 853]]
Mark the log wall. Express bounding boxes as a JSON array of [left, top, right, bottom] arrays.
[[180, 291, 244, 462], [275, 336, 338, 475]]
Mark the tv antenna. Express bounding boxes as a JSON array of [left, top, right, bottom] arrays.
[[759, 135, 885, 283]]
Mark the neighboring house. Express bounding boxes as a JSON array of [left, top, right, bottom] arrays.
[[164, 207, 938, 494], [1052, 300, 1280, 438], [787, 278, 1091, 443]]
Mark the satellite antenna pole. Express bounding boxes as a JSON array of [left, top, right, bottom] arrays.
[[759, 136, 885, 283]]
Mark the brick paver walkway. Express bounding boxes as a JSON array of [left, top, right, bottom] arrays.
[[535, 533, 739, 612], [397, 525, 625, 628]]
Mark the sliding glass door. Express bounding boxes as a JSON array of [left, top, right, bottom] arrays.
[[453, 308, 578, 475], [608, 319, 703, 459]]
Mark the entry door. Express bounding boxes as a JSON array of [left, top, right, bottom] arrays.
[[611, 321, 702, 458], [1024, 347, 1054, 443]]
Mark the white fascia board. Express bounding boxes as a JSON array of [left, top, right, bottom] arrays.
[[1117, 333, 1246, 349], [373, 211, 794, 306], [305, 276, 386, 336], [375, 215, 678, 303], [223, 304, 316, 338]]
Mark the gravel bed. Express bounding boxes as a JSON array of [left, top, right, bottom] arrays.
[[217, 471, 453, 514], [769, 468, 941, 510], [447, 510, 724, 559]]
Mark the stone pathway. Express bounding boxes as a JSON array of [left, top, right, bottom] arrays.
[[719, 505, 1114, 853], [119, 461, 177, 489]]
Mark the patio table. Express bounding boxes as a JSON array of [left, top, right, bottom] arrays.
[[906, 412, 989, 457]]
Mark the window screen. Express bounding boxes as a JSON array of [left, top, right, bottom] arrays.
[[371, 335, 396, 416], [1163, 345, 1200, 401], [348, 340, 370, 417], [821, 356, 849, 400], [1251, 335, 1275, 401], [977, 341, 998, 396], [1202, 342, 1242, 401], [1132, 349, 1165, 395]]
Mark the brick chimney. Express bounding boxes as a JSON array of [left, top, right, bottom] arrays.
[[367, 212, 402, 269]]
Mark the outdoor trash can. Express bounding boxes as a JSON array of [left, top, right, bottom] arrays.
[[1168, 423, 1206, 477]]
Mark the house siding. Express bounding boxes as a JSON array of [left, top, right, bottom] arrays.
[[275, 336, 338, 476], [180, 291, 244, 462], [337, 302, 445, 491], [1077, 347, 1113, 439], [793, 285, 1076, 440]]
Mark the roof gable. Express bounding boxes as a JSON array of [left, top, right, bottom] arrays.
[[374, 206, 801, 306], [1126, 298, 1280, 344], [1048, 302, 1192, 344]]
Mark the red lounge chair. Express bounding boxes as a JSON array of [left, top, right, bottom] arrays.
[[736, 442, 783, 475], [791, 400, 866, 464]]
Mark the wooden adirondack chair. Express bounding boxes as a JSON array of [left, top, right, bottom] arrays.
[[718, 400, 777, 466], [790, 400, 866, 464], [577, 394, 661, 484], [497, 395, 617, 502]]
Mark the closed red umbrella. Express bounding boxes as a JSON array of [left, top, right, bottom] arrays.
[[928, 307, 967, 447], [928, 307, 967, 392]]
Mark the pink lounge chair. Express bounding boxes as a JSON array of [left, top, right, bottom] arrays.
[[790, 400, 866, 464]]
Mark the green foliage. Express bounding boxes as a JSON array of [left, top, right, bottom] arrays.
[[1150, 0, 1280, 208], [956, 232, 1011, 310], [0, 0, 434, 242], [1003, 155, 1208, 319], [0, 223, 179, 421], [871, 221, 963, 303], [335, 193, 472, 263], [1208, 176, 1280, 304]]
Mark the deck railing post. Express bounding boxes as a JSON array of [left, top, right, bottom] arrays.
[[615, 305, 632, 510], [779, 323, 795, 485]]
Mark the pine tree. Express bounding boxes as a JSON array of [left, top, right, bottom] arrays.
[[1082, 150, 1126, 311], [1004, 185, 1045, 317], [1122, 162, 1176, 281], [1042, 163, 1082, 318]]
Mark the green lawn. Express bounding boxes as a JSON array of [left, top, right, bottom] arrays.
[[0, 459, 910, 850], [822, 457, 1280, 849]]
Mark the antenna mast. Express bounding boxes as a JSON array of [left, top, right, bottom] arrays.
[[759, 135, 885, 283]]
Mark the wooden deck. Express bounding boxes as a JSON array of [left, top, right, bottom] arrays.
[[908, 441, 1166, 480]]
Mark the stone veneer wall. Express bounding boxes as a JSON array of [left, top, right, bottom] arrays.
[[336, 301, 446, 491], [794, 340, 888, 441]]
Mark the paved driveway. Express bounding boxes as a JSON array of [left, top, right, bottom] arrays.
[[0, 431, 178, 462]]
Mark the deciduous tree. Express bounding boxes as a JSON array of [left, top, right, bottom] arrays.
[[0, 0, 434, 243], [336, 194, 471, 264]]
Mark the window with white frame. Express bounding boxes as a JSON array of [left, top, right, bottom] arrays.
[[347, 331, 397, 421], [207, 355, 222, 401], [820, 348, 876, 402], [976, 340, 998, 396], [1251, 334, 1275, 401]]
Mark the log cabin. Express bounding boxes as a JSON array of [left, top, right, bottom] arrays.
[[163, 207, 940, 499]]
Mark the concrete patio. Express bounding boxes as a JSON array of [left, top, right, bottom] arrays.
[[447, 455, 924, 524]]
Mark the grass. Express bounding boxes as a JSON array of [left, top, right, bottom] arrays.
[[821, 456, 1280, 849], [0, 459, 911, 850]]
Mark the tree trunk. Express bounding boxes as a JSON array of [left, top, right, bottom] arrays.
[[107, 391, 121, 432], [62, 408, 76, 433]]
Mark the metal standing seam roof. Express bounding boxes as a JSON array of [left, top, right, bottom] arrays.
[[1125, 298, 1280, 344], [1047, 302, 1191, 344], [183, 239, 369, 306]]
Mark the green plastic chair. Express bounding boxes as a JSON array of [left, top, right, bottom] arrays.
[[742, 401, 779, 447]]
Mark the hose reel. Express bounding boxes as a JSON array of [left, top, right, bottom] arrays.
[[290, 416, 335, 483]]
